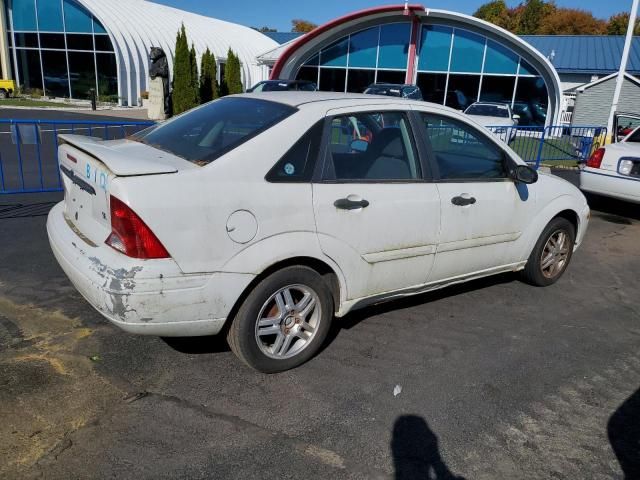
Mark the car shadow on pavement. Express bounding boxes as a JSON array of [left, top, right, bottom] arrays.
[[162, 274, 515, 358], [330, 272, 515, 341], [608, 387, 640, 479], [392, 415, 466, 480], [585, 193, 640, 223], [162, 334, 230, 355]]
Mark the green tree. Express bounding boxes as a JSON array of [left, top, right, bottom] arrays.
[[199, 48, 218, 103], [189, 43, 200, 105], [224, 49, 243, 95], [519, 0, 544, 34], [607, 12, 640, 35], [171, 24, 198, 115], [474, 0, 508, 24]]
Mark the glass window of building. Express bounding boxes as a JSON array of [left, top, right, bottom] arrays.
[[12, 0, 37, 31], [16, 49, 43, 92], [418, 26, 452, 72], [63, 0, 92, 32], [449, 30, 484, 73], [37, 0, 64, 32], [42, 50, 68, 97], [348, 27, 378, 69], [7, 0, 117, 101], [377, 23, 410, 70]]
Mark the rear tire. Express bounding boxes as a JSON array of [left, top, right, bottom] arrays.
[[521, 217, 575, 287], [227, 266, 333, 373]]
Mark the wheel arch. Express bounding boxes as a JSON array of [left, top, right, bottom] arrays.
[[554, 209, 580, 236], [223, 256, 343, 333]]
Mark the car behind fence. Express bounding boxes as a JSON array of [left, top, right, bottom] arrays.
[[0, 119, 607, 194], [487, 125, 607, 169]]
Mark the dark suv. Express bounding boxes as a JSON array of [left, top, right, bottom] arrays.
[[363, 83, 423, 100], [247, 80, 317, 93]]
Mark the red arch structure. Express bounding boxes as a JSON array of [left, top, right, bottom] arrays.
[[268, 4, 562, 125]]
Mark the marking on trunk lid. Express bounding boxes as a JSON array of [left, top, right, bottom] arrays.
[[60, 165, 96, 196]]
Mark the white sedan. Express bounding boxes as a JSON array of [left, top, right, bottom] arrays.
[[47, 92, 590, 372], [580, 127, 640, 203]]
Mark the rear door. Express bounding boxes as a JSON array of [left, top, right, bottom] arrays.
[[416, 111, 537, 281], [312, 107, 441, 300]]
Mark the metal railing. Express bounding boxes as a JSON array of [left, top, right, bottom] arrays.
[[486, 125, 607, 169], [0, 119, 154, 194], [0, 118, 608, 195]]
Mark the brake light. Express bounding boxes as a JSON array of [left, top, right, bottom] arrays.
[[586, 148, 605, 169], [106, 196, 170, 259]]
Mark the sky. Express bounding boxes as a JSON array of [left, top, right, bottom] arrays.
[[153, 0, 635, 32]]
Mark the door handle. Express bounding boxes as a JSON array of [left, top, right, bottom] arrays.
[[451, 195, 477, 207], [334, 197, 370, 210]]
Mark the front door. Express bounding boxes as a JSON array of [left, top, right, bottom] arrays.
[[312, 109, 441, 301], [416, 111, 537, 282]]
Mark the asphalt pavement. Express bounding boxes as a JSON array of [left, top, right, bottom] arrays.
[[0, 183, 639, 479]]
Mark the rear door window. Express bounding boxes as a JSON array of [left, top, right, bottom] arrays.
[[131, 98, 295, 165]]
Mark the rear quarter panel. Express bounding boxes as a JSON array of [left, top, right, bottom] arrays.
[[109, 107, 327, 276]]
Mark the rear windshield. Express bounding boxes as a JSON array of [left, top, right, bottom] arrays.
[[131, 97, 296, 165], [465, 104, 509, 118]]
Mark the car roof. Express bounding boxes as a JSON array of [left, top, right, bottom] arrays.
[[237, 91, 431, 108]]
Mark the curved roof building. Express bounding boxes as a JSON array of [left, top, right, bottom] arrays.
[[269, 5, 562, 126], [1, 0, 277, 106]]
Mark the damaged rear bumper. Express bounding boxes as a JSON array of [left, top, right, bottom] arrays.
[[47, 202, 255, 336]]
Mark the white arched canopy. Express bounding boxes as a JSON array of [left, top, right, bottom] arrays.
[[78, 0, 277, 106]]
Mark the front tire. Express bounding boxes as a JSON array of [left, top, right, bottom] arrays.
[[227, 266, 333, 373], [521, 217, 576, 287]]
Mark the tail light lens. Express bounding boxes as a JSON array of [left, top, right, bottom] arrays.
[[106, 196, 170, 259], [586, 148, 605, 169]]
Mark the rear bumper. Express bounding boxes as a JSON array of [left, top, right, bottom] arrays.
[[47, 202, 255, 336], [580, 168, 640, 204]]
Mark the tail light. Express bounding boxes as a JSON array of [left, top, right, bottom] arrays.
[[586, 148, 605, 169], [106, 196, 170, 259]]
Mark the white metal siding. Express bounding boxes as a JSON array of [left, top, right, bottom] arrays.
[[574, 77, 640, 126], [78, 0, 277, 106]]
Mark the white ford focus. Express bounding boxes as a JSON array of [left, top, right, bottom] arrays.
[[48, 92, 590, 372]]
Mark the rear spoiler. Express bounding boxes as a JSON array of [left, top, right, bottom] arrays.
[[58, 134, 179, 176]]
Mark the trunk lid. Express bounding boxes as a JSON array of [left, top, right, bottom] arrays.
[[57, 134, 188, 246]]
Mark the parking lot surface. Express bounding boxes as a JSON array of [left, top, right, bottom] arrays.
[[1, 184, 639, 479]]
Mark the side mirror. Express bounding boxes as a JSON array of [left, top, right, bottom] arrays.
[[512, 165, 538, 184], [350, 139, 369, 153], [512, 114, 520, 120]]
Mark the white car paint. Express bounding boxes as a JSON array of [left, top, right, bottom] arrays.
[[47, 92, 590, 337], [580, 130, 640, 204]]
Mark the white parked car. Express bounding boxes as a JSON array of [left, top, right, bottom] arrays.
[[464, 101, 519, 143], [580, 126, 640, 203], [47, 93, 590, 372]]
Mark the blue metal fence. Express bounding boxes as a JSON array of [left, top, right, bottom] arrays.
[[0, 118, 608, 195], [0, 119, 154, 194], [487, 125, 607, 169]]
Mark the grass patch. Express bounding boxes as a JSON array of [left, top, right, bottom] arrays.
[[0, 98, 77, 108]]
